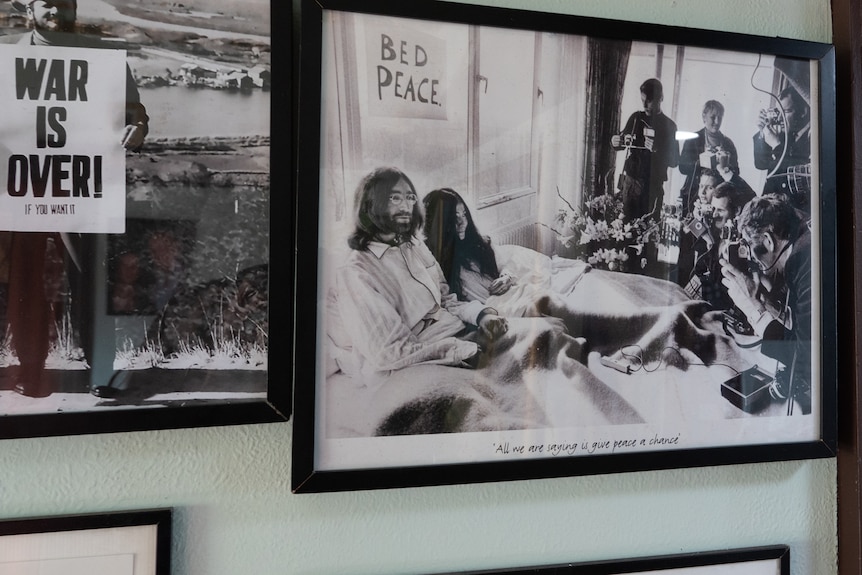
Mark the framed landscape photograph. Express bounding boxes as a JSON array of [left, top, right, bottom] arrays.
[[430, 545, 789, 575], [0, 508, 171, 575], [292, 0, 836, 492], [0, 0, 289, 438]]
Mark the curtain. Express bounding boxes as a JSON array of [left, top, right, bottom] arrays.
[[581, 38, 631, 202]]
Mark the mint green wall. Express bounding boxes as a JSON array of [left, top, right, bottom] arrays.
[[0, 1, 836, 574]]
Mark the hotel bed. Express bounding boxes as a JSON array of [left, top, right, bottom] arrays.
[[321, 245, 783, 439]]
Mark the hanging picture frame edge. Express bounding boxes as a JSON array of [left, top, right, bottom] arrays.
[[291, 0, 837, 493]]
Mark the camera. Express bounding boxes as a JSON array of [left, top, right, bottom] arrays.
[[723, 308, 754, 336], [785, 163, 812, 209], [683, 215, 709, 239], [725, 240, 750, 269], [699, 146, 726, 170], [719, 220, 737, 242], [765, 107, 784, 126]]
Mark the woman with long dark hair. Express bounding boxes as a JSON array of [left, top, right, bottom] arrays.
[[422, 188, 513, 303]]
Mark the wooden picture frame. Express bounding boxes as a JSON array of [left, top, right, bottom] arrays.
[[830, 0, 860, 574], [0, 0, 290, 438], [292, 0, 837, 492]]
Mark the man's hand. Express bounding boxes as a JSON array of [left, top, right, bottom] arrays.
[[488, 274, 513, 296], [756, 108, 771, 130], [760, 124, 783, 149], [478, 313, 508, 340], [757, 110, 784, 148], [121, 123, 146, 150], [719, 257, 763, 321]]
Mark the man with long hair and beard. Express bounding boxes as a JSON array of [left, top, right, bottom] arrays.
[[328, 167, 507, 377]]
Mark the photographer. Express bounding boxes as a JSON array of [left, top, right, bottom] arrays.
[[678, 100, 740, 215], [611, 78, 680, 220], [753, 86, 811, 211], [719, 194, 811, 414], [679, 176, 754, 305], [676, 162, 754, 289], [676, 169, 720, 288]]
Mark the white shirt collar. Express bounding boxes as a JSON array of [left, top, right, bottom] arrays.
[[367, 236, 417, 259]]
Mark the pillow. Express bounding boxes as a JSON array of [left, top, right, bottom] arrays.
[[494, 243, 552, 284]]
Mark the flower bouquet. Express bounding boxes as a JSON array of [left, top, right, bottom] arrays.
[[548, 188, 659, 272]]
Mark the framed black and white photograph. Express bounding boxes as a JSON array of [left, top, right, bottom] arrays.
[[0, 508, 171, 575], [292, 0, 836, 492], [430, 545, 789, 575], [0, 0, 290, 438]]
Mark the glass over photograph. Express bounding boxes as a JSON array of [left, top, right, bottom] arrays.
[[0, 0, 277, 436], [293, 0, 835, 489]]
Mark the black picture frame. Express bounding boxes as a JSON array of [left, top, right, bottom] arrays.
[[0, 508, 172, 575], [0, 0, 291, 438], [292, 0, 837, 492], [429, 545, 789, 575]]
